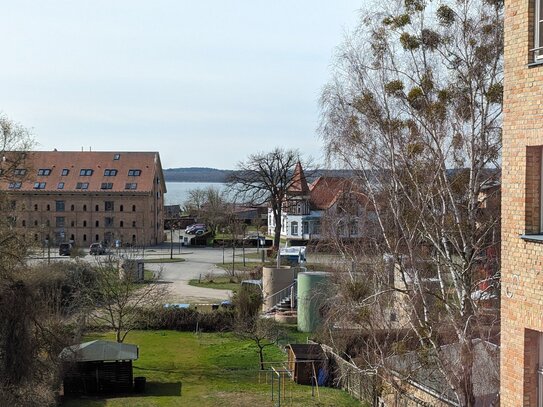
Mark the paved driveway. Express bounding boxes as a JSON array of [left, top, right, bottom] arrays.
[[144, 247, 234, 303]]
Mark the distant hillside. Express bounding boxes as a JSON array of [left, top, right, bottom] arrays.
[[164, 167, 233, 182], [163, 167, 356, 183]]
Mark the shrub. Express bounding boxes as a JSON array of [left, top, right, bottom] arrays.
[[134, 307, 235, 332]]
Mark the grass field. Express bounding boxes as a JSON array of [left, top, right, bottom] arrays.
[[62, 330, 360, 407], [188, 276, 240, 292]]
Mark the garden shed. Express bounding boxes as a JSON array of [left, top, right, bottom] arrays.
[[60, 340, 139, 395], [286, 343, 327, 385]]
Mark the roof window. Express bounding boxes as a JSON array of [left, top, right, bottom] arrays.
[[37, 169, 52, 176], [128, 169, 141, 176], [14, 168, 26, 176], [33, 182, 46, 190], [57, 182, 65, 189], [125, 183, 138, 190], [76, 182, 89, 190], [114, 153, 121, 160], [79, 169, 93, 176], [104, 169, 118, 176], [101, 182, 113, 190], [61, 169, 69, 176], [8, 182, 22, 189]]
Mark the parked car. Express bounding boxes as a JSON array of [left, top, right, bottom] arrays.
[[244, 234, 266, 247], [59, 243, 73, 256], [89, 243, 107, 255], [186, 224, 207, 234]]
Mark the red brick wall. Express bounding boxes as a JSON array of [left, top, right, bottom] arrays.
[[502, 0, 543, 404]]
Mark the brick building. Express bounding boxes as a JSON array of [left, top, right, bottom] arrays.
[[0, 151, 166, 248], [502, 0, 543, 403]]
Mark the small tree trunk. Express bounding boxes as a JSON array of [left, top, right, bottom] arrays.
[[258, 344, 265, 370]]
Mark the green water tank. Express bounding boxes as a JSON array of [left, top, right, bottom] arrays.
[[297, 271, 331, 333]]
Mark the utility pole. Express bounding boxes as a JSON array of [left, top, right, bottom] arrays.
[[170, 228, 173, 259]]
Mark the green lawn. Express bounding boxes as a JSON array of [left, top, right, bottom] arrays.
[[143, 258, 186, 264], [188, 276, 240, 292], [62, 330, 359, 407]]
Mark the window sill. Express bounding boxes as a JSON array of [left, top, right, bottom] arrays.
[[520, 234, 543, 242], [527, 60, 543, 68]]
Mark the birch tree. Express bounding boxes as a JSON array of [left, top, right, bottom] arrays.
[[320, 0, 503, 405]]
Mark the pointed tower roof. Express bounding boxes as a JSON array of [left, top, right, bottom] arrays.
[[289, 162, 310, 195]]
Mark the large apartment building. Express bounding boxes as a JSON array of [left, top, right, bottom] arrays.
[[502, 0, 543, 404], [0, 151, 166, 248]]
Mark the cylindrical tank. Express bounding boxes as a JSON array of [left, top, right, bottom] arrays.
[[297, 271, 331, 332], [262, 266, 298, 311]]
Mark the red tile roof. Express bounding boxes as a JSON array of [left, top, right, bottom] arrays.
[[309, 177, 368, 210], [0, 151, 165, 193]]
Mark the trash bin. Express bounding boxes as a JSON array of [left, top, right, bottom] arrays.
[[134, 376, 146, 393]]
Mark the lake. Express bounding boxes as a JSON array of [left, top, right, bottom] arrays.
[[165, 182, 227, 205]]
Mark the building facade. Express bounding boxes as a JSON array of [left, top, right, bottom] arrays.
[[0, 151, 166, 248], [267, 163, 374, 242], [502, 0, 543, 404]]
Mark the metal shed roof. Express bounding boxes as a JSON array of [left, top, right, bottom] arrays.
[[60, 340, 139, 362]]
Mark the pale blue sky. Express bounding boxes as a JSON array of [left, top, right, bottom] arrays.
[[1, 1, 362, 169]]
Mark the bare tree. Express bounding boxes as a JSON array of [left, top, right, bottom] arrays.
[[235, 317, 285, 370], [184, 186, 230, 236], [320, 0, 503, 405], [85, 256, 168, 343], [228, 147, 304, 249]]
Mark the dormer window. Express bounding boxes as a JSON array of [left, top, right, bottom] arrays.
[[104, 169, 118, 176], [37, 169, 52, 176], [13, 168, 26, 176], [8, 182, 21, 189], [76, 182, 89, 190], [114, 153, 120, 160], [57, 182, 65, 189], [128, 169, 141, 176], [33, 182, 46, 189], [61, 169, 69, 176], [79, 169, 93, 176], [101, 182, 113, 190], [125, 183, 137, 190]]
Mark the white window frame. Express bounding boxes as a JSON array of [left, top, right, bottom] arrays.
[[291, 221, 298, 236], [536, 0, 543, 60]]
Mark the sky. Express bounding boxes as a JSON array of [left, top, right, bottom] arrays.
[[0, 1, 362, 170]]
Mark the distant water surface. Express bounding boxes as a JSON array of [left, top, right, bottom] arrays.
[[165, 182, 227, 205]]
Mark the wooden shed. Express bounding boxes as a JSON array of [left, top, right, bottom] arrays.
[[60, 340, 139, 395], [286, 344, 327, 385]]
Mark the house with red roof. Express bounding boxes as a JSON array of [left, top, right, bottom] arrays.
[[267, 163, 375, 243]]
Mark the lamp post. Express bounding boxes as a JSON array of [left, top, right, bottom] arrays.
[[170, 227, 173, 259]]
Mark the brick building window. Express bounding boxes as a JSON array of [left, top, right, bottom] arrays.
[[8, 182, 21, 189], [83, 234, 87, 242], [120, 221, 124, 227], [105, 201, 114, 211], [71, 220, 75, 227], [56, 201, 65, 212], [56, 217, 65, 227], [120, 205, 124, 212], [46, 204, 50, 211], [525, 146, 543, 236], [132, 221, 136, 227], [61, 168, 69, 176], [22, 220, 26, 227], [95, 204, 99, 211], [132, 205, 136, 212], [34, 220, 38, 226], [33, 182, 46, 189], [128, 169, 141, 176], [57, 182, 64, 189], [83, 205, 87, 211], [76, 182, 89, 190], [14, 168, 26, 176], [105, 217, 114, 228], [83, 220, 87, 227], [95, 220, 99, 227], [101, 182, 113, 190], [125, 183, 137, 190], [71, 204, 75, 211], [95, 234, 99, 242], [535, 0, 543, 61]]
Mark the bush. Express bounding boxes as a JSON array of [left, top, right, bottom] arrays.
[[134, 307, 235, 332]]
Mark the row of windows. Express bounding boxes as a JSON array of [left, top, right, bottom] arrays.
[[9, 182, 138, 190], [15, 202, 138, 212], [15, 167, 142, 177], [34, 233, 137, 243], [21, 218, 140, 228]]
